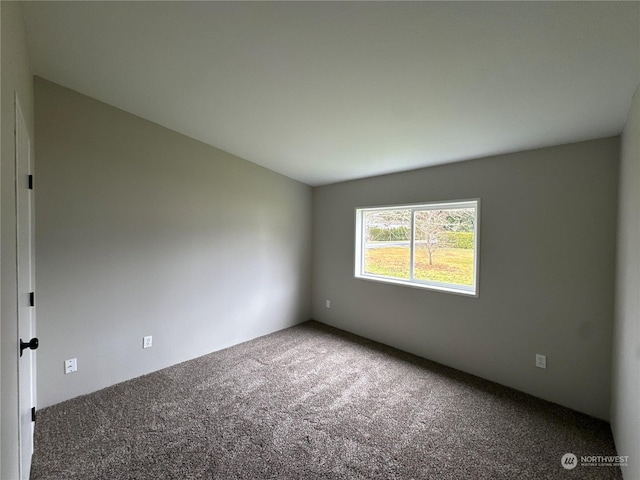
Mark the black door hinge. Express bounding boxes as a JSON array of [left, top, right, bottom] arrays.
[[31, 407, 36, 422], [29, 292, 35, 307], [28, 175, 33, 190]]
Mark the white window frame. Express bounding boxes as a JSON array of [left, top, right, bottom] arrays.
[[354, 199, 480, 297]]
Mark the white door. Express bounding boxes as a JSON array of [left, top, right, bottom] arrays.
[[16, 94, 37, 480]]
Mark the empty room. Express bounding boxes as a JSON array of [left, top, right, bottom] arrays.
[[1, 1, 639, 479]]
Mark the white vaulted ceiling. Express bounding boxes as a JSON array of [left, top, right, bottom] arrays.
[[22, 1, 640, 186]]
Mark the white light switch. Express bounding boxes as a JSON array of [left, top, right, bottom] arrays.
[[64, 358, 77, 374]]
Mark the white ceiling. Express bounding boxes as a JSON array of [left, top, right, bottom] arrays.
[[22, 1, 640, 186]]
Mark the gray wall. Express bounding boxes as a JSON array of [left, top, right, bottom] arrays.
[[1, 3, 35, 478], [611, 83, 639, 479], [312, 138, 619, 420], [35, 78, 312, 408]]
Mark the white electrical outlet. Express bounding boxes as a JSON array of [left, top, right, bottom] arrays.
[[326, 299, 331, 308], [143, 336, 152, 349], [535, 354, 547, 369], [64, 358, 77, 374]]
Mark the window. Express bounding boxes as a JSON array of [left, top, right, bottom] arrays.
[[355, 199, 479, 296]]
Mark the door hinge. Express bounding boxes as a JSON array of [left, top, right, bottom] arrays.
[[31, 407, 36, 422], [28, 175, 33, 190], [29, 292, 35, 307]]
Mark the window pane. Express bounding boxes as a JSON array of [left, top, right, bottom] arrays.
[[413, 207, 475, 286], [363, 209, 411, 280], [355, 200, 479, 296]]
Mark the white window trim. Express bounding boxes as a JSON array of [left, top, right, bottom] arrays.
[[354, 199, 480, 297]]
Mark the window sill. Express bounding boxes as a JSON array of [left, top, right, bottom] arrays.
[[355, 273, 478, 297]]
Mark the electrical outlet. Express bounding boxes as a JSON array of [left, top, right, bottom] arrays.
[[326, 299, 331, 308], [535, 354, 547, 369], [64, 358, 77, 374], [143, 336, 152, 349]]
